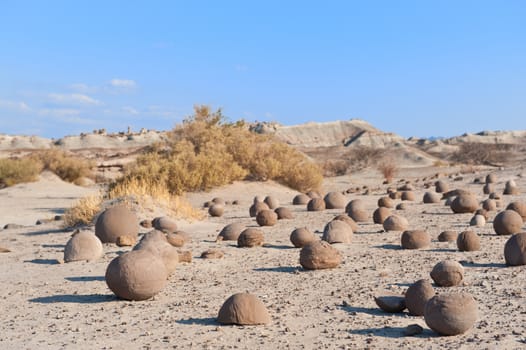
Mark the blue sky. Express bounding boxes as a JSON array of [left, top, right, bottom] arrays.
[[1, 1, 525, 138]]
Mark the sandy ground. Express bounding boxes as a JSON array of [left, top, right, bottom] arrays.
[[0, 166, 525, 349]]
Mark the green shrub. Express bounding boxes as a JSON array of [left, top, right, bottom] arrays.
[[0, 157, 43, 188], [112, 105, 323, 194]]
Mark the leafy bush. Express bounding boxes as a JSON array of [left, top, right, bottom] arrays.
[[0, 157, 43, 188], [30, 149, 95, 183], [113, 105, 323, 194]]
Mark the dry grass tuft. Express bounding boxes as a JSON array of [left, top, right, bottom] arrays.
[[0, 157, 43, 188], [30, 149, 95, 183], [113, 105, 323, 194], [377, 161, 398, 183], [451, 142, 512, 166], [63, 193, 103, 227]]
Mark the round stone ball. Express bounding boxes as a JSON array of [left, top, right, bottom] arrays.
[[389, 191, 402, 200], [64, 230, 103, 263], [450, 195, 479, 214], [469, 214, 486, 227], [166, 231, 190, 247], [237, 228, 265, 248], [290, 227, 316, 248], [373, 207, 391, 224], [217, 293, 271, 325], [347, 207, 369, 222], [506, 201, 526, 221], [401, 230, 431, 249], [423, 192, 441, 204], [424, 293, 478, 336], [264, 196, 279, 209], [324, 191, 346, 209], [306, 190, 322, 199], [485, 173, 497, 184], [435, 180, 449, 193], [208, 204, 224, 217], [332, 214, 359, 232], [322, 220, 353, 244], [438, 230, 458, 242], [493, 210, 523, 235], [430, 260, 464, 287], [275, 207, 294, 220], [152, 216, 178, 233], [105, 249, 168, 301], [256, 209, 278, 227], [401, 191, 415, 201], [249, 201, 270, 217], [504, 232, 526, 266], [292, 193, 310, 205], [218, 223, 245, 241], [133, 230, 179, 275], [299, 240, 342, 270], [503, 180, 519, 195], [404, 279, 435, 316], [483, 183, 494, 195], [482, 199, 497, 212], [200, 248, 224, 259], [211, 197, 225, 205], [457, 230, 480, 251], [345, 199, 365, 213], [95, 205, 139, 244], [307, 198, 326, 211], [383, 215, 409, 232], [395, 202, 407, 210], [378, 196, 395, 208], [474, 208, 489, 220]]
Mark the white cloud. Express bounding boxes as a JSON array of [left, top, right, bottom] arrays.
[[109, 79, 137, 89], [122, 106, 139, 115], [48, 93, 102, 106], [69, 83, 97, 93], [0, 99, 31, 112], [38, 108, 81, 117]]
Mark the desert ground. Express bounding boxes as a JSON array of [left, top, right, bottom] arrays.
[[0, 159, 525, 349]]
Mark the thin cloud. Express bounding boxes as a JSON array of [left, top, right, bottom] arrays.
[[109, 79, 137, 89], [38, 108, 81, 117], [48, 93, 102, 106], [0, 99, 31, 112], [122, 106, 139, 115], [69, 83, 98, 93]]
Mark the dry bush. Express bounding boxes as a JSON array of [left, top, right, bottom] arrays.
[[378, 161, 398, 183], [322, 159, 350, 177], [0, 157, 43, 188], [451, 142, 513, 166], [63, 193, 103, 227], [113, 105, 323, 194], [30, 149, 95, 183]]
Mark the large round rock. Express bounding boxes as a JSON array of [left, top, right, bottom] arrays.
[[64, 230, 103, 262], [457, 230, 480, 251], [300, 241, 342, 270], [217, 293, 271, 325], [307, 198, 326, 211], [450, 195, 479, 214], [324, 192, 346, 209], [493, 210, 523, 235], [506, 201, 526, 221], [218, 223, 245, 241], [424, 293, 478, 336], [383, 215, 409, 232], [430, 260, 464, 287], [95, 205, 139, 244], [238, 228, 265, 248], [152, 216, 178, 233], [322, 220, 353, 244], [401, 230, 431, 249], [504, 232, 526, 266], [105, 250, 168, 301], [405, 279, 435, 316], [290, 227, 316, 248], [256, 209, 278, 227]]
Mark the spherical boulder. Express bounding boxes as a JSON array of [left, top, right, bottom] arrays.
[[256, 209, 278, 227], [401, 230, 431, 249], [506, 201, 526, 221], [383, 215, 409, 232], [474, 208, 489, 220], [424, 293, 478, 336], [483, 183, 494, 195], [373, 207, 391, 224], [482, 199, 497, 212], [430, 260, 464, 287], [105, 250, 168, 301], [200, 248, 224, 259], [324, 191, 346, 209], [95, 205, 139, 244], [211, 197, 225, 206], [450, 195, 479, 214], [503, 180, 519, 195], [290, 227, 316, 248], [264, 196, 279, 210], [133, 230, 179, 274], [504, 232, 526, 266], [485, 173, 497, 183], [457, 230, 480, 251], [208, 204, 225, 217], [395, 202, 407, 210], [299, 240, 342, 270], [378, 196, 395, 208], [152, 216, 178, 233], [401, 191, 415, 201], [307, 198, 325, 211], [292, 193, 310, 205], [217, 223, 245, 241], [249, 201, 270, 217], [469, 214, 486, 227], [423, 192, 441, 204], [404, 279, 435, 316], [275, 207, 294, 220], [493, 210, 523, 235], [237, 228, 264, 248], [166, 231, 190, 247], [322, 220, 353, 244], [438, 230, 457, 242], [435, 180, 449, 193], [217, 293, 271, 325], [64, 230, 103, 263], [332, 214, 359, 232]]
